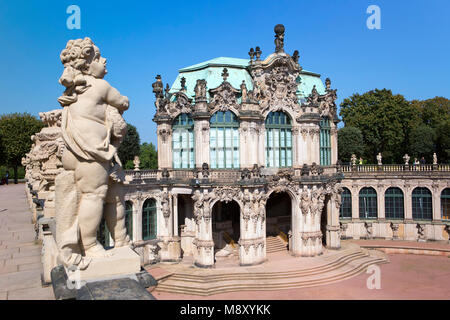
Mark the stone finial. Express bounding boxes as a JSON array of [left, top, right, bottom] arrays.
[[292, 50, 299, 63], [274, 24, 285, 53], [165, 83, 170, 97], [180, 77, 186, 91], [221, 68, 229, 82], [133, 156, 140, 171], [255, 46, 262, 61], [152, 75, 163, 98], [248, 48, 255, 61], [240, 80, 247, 102]]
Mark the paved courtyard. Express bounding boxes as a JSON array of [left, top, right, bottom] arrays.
[[1, 183, 449, 300], [0, 183, 54, 300]]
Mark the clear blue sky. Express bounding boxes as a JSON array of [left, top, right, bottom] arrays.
[[0, 0, 449, 146]]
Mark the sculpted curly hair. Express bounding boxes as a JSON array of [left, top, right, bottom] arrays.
[[58, 37, 100, 106]]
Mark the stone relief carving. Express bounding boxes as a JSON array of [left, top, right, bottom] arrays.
[[194, 79, 207, 101], [208, 70, 240, 112]]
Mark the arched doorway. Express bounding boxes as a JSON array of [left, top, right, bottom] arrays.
[[211, 200, 240, 257], [266, 191, 292, 253], [177, 194, 196, 257]]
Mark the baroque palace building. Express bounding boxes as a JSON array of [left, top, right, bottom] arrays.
[[24, 25, 450, 276]]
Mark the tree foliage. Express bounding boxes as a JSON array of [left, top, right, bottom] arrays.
[[118, 123, 140, 166], [340, 89, 419, 163], [409, 124, 435, 161], [0, 113, 44, 182], [337, 126, 364, 163], [139, 142, 158, 169]]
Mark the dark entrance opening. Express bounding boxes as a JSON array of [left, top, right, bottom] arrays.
[[321, 196, 329, 246], [212, 200, 240, 251], [266, 192, 292, 236]]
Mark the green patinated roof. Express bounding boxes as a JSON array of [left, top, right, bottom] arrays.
[[169, 56, 326, 102]]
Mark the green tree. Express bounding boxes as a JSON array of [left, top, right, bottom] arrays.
[[436, 119, 450, 163], [0, 113, 44, 183], [117, 123, 140, 167], [408, 124, 435, 162], [340, 89, 419, 163], [411, 97, 450, 163], [139, 142, 158, 169], [337, 126, 364, 163]]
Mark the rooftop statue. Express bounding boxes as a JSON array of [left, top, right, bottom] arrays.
[[55, 37, 130, 269]]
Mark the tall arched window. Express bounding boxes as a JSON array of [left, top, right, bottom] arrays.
[[125, 201, 133, 240], [441, 188, 450, 220], [142, 199, 157, 240], [265, 111, 292, 167], [319, 117, 331, 166], [210, 111, 239, 169], [340, 187, 352, 219], [385, 187, 404, 219], [172, 113, 194, 169], [359, 187, 377, 219], [412, 187, 432, 220]]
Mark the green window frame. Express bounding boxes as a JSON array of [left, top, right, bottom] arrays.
[[359, 187, 377, 219], [125, 201, 133, 240], [442, 188, 450, 221], [210, 111, 240, 169], [412, 187, 432, 220], [172, 113, 195, 169], [142, 199, 157, 240], [265, 111, 292, 168], [340, 187, 352, 219], [97, 218, 110, 248], [320, 117, 331, 166], [385, 187, 404, 219]]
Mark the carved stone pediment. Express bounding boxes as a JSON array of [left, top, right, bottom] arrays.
[[165, 91, 193, 117], [208, 81, 240, 112], [251, 55, 300, 115]]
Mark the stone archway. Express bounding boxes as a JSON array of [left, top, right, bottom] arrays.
[[266, 191, 293, 253], [212, 200, 241, 258]]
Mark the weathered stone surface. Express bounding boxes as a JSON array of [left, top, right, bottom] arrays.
[[50, 265, 76, 300], [136, 270, 158, 288], [76, 278, 156, 300]]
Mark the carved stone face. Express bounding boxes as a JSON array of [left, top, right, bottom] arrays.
[[89, 56, 107, 79]]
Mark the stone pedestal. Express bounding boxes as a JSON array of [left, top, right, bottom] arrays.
[[158, 237, 181, 262], [66, 246, 140, 282]]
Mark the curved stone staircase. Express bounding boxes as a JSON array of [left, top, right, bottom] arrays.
[[154, 243, 388, 296], [266, 236, 288, 253]]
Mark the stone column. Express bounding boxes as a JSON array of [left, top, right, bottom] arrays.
[[173, 194, 179, 236], [351, 186, 359, 219], [157, 123, 172, 169], [193, 191, 214, 268], [377, 186, 385, 220], [238, 191, 265, 266], [193, 118, 210, 168], [331, 125, 338, 165], [292, 127, 300, 167], [432, 185, 441, 221], [326, 195, 341, 249]]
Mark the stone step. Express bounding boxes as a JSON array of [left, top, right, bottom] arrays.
[[156, 255, 388, 295], [266, 236, 288, 253]]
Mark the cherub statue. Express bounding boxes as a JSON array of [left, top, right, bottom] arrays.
[[55, 38, 130, 269]]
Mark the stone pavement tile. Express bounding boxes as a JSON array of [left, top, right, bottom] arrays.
[[18, 244, 41, 252], [5, 255, 41, 267], [0, 253, 13, 260], [0, 291, 6, 300], [4, 241, 37, 249], [0, 265, 18, 274], [18, 262, 41, 272], [0, 233, 14, 241], [13, 249, 41, 259], [0, 270, 42, 291], [7, 286, 55, 300]]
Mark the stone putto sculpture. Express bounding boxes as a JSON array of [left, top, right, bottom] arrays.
[[55, 37, 131, 269], [433, 153, 437, 165], [403, 154, 410, 165], [377, 152, 382, 165]]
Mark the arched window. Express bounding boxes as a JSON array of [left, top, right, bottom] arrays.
[[412, 187, 432, 220], [442, 188, 450, 220], [385, 187, 404, 219], [265, 111, 292, 167], [125, 201, 133, 240], [359, 187, 377, 219], [172, 113, 194, 169], [319, 117, 331, 166], [210, 111, 239, 169], [142, 199, 157, 240], [340, 187, 352, 219]]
